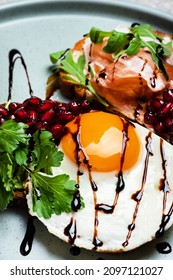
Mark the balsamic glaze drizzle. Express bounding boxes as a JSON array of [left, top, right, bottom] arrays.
[[155, 140, 172, 239], [8, 49, 33, 101], [20, 216, 35, 256], [64, 116, 131, 250], [156, 242, 172, 254], [123, 132, 153, 247], [64, 217, 77, 244]]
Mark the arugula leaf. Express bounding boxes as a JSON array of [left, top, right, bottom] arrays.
[[103, 31, 129, 54], [59, 50, 86, 85], [50, 49, 108, 107], [141, 40, 168, 80], [131, 24, 157, 39], [50, 50, 67, 64], [89, 26, 111, 44], [89, 23, 172, 79], [126, 35, 142, 56], [31, 172, 76, 218]]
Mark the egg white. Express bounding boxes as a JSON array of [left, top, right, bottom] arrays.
[[27, 122, 173, 252]]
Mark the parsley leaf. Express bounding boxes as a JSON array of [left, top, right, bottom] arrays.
[[31, 130, 64, 174], [31, 172, 76, 218], [0, 120, 29, 154], [0, 179, 13, 211], [0, 119, 84, 217]]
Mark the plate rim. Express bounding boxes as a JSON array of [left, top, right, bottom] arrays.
[[0, 0, 172, 26]]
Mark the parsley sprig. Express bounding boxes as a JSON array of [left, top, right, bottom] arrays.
[[89, 24, 172, 80], [0, 119, 82, 218]]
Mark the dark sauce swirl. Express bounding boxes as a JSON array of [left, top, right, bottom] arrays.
[[8, 49, 33, 101], [123, 132, 153, 247], [20, 216, 35, 256]]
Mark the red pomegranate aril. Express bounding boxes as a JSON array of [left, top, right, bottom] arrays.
[[81, 100, 91, 112], [69, 100, 81, 115], [39, 100, 55, 112], [57, 103, 69, 111], [144, 112, 157, 125], [23, 96, 42, 108], [59, 110, 74, 123], [14, 108, 28, 122], [158, 103, 171, 118], [0, 107, 8, 117], [154, 122, 165, 133], [165, 118, 173, 128], [41, 109, 55, 123], [146, 105, 154, 114], [50, 123, 64, 139], [8, 102, 20, 114], [28, 110, 37, 122], [150, 98, 164, 111], [168, 104, 173, 117], [36, 121, 48, 130], [163, 89, 173, 103]]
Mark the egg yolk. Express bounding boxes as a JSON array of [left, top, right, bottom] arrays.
[[61, 111, 140, 172]]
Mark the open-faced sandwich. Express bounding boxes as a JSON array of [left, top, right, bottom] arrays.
[[0, 23, 173, 255]]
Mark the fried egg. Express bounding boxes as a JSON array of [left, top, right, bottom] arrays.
[[27, 111, 173, 252]]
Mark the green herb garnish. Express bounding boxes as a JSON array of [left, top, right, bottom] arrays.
[[0, 119, 82, 218], [89, 24, 171, 79], [50, 50, 109, 106]]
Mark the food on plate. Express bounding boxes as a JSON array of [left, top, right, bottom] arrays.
[[27, 110, 173, 252], [47, 23, 173, 143], [1, 22, 173, 255]]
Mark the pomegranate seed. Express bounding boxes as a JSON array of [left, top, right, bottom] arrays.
[[163, 89, 173, 103], [28, 110, 37, 122], [150, 98, 164, 111], [81, 100, 91, 112], [154, 122, 164, 133], [41, 109, 55, 123], [14, 108, 28, 122], [36, 121, 48, 130], [59, 110, 74, 123], [144, 112, 157, 125], [50, 123, 64, 139], [23, 96, 42, 108], [57, 103, 69, 111], [146, 104, 154, 114], [38, 100, 55, 112], [158, 103, 171, 118], [165, 118, 173, 128], [0, 107, 8, 117], [168, 104, 173, 117], [8, 102, 20, 114], [68, 100, 81, 115]]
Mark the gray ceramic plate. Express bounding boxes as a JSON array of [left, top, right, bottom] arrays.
[[0, 0, 173, 260]]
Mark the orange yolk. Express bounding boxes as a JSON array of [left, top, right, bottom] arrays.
[[61, 111, 140, 172]]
